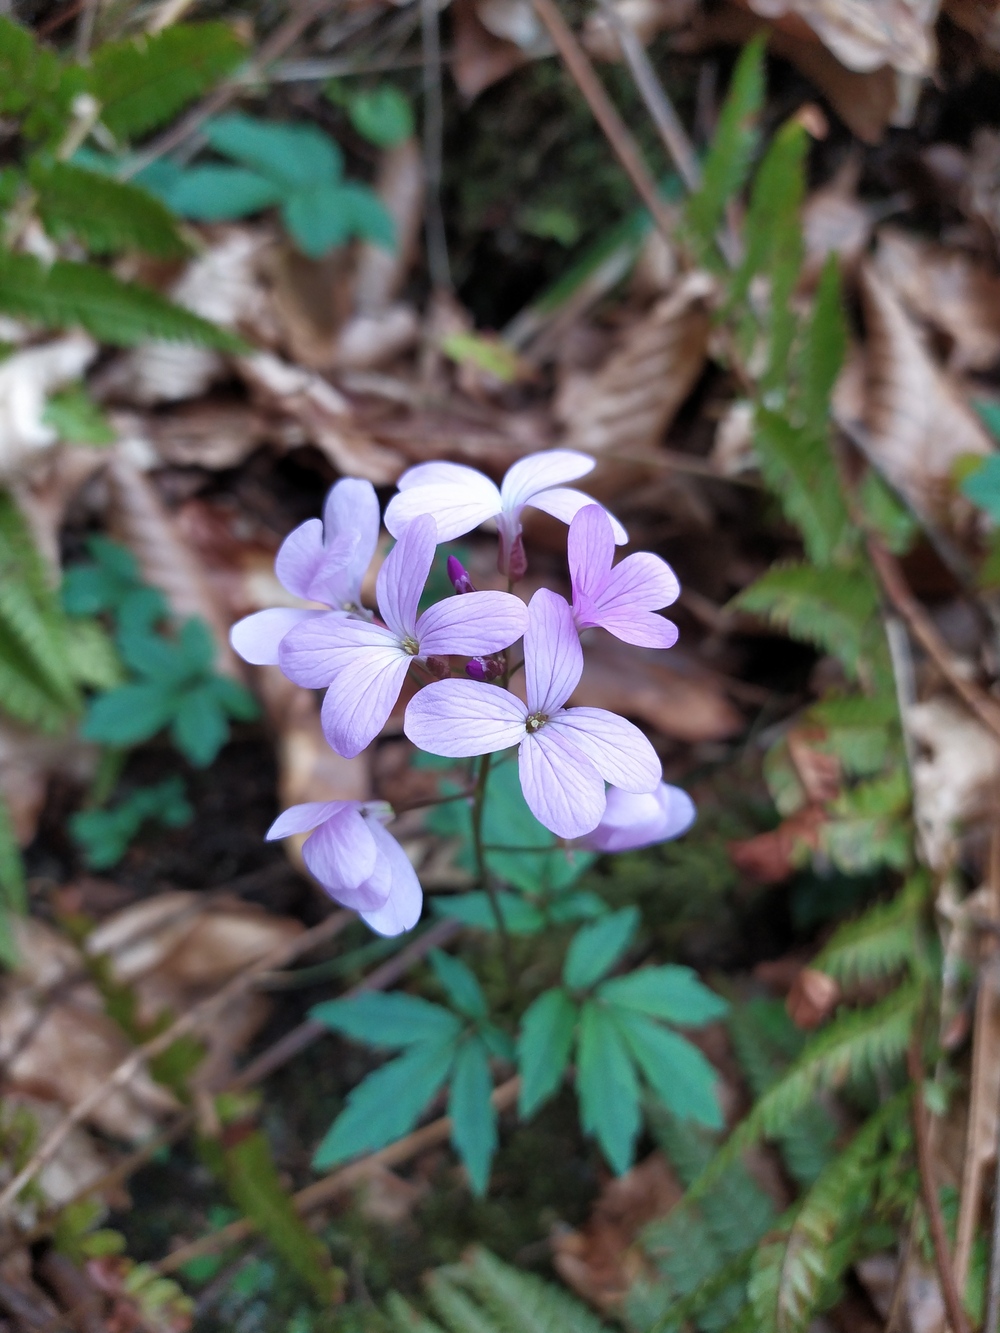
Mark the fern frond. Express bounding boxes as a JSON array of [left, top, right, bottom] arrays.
[[733, 562, 878, 678], [813, 876, 927, 987], [35, 163, 189, 259], [638, 1244, 758, 1333], [0, 250, 242, 349], [386, 1294, 446, 1333], [0, 16, 64, 138], [0, 791, 25, 966], [751, 413, 853, 570], [450, 1248, 612, 1333]]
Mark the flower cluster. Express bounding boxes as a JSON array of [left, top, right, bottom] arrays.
[[232, 450, 692, 934]]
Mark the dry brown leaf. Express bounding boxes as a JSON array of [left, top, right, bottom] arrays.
[[856, 1254, 946, 1333], [908, 698, 1000, 872], [335, 305, 421, 371], [874, 227, 1000, 372], [954, 940, 1000, 1290], [848, 262, 993, 534], [738, 0, 935, 73], [2, 1094, 121, 1210], [138, 402, 269, 471], [0, 336, 97, 480], [353, 138, 424, 314], [801, 159, 873, 283], [451, 0, 545, 99], [786, 966, 841, 1028], [12, 444, 107, 576], [267, 243, 353, 371], [0, 720, 95, 846], [728, 805, 826, 883], [573, 633, 744, 742], [556, 273, 714, 456], [583, 0, 696, 58]]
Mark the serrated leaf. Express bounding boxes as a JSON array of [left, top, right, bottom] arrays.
[[205, 113, 342, 188], [731, 118, 807, 308], [0, 250, 243, 349], [312, 1039, 456, 1168], [66, 617, 123, 690], [598, 966, 728, 1026], [34, 163, 189, 259], [0, 17, 65, 137], [430, 949, 487, 1020], [577, 1000, 640, 1174], [155, 164, 283, 221], [92, 23, 247, 141], [752, 409, 852, 568], [81, 681, 175, 746], [563, 907, 639, 991], [171, 684, 229, 766], [309, 993, 462, 1047], [799, 256, 847, 439], [517, 987, 577, 1117], [614, 1009, 724, 1128], [448, 1037, 497, 1196]]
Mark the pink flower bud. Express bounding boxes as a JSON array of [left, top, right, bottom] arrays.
[[466, 655, 504, 682], [447, 555, 476, 594]]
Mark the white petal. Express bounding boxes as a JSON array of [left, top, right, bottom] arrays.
[[322, 477, 380, 602], [230, 607, 322, 666], [320, 648, 410, 758], [279, 615, 399, 688], [359, 819, 423, 935], [404, 679, 527, 756], [385, 468, 501, 541], [266, 801, 349, 840], [546, 707, 661, 793], [417, 590, 527, 656], [377, 513, 437, 640], [500, 450, 595, 511], [528, 487, 628, 544], [518, 729, 606, 838], [523, 589, 583, 716]]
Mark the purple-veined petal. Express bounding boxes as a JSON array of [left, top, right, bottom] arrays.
[[500, 450, 595, 511], [528, 487, 628, 544], [279, 615, 398, 687], [359, 819, 423, 935], [275, 518, 325, 599], [578, 783, 696, 853], [322, 477, 380, 602], [385, 466, 501, 541], [377, 513, 437, 640], [417, 590, 527, 656], [518, 728, 606, 838], [523, 589, 583, 716], [304, 527, 361, 607], [568, 504, 614, 604], [230, 607, 322, 666], [266, 800, 349, 840], [320, 648, 410, 757], [404, 679, 526, 756], [600, 551, 681, 611], [302, 805, 380, 891], [546, 706, 661, 793], [318, 850, 392, 912], [597, 607, 679, 649]]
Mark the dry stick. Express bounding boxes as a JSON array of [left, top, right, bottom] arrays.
[[908, 1039, 972, 1333], [155, 1076, 521, 1275], [528, 0, 675, 241], [868, 539, 1000, 748], [0, 910, 355, 1219], [420, 0, 451, 291]]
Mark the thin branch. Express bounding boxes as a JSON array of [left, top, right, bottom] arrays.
[[153, 1076, 521, 1275], [528, 0, 675, 241], [420, 0, 451, 291]]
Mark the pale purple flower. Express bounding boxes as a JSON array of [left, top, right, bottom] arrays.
[[404, 589, 661, 838], [230, 478, 379, 666], [569, 505, 680, 649], [267, 799, 420, 935], [384, 452, 627, 579], [575, 783, 696, 853], [279, 514, 528, 758]]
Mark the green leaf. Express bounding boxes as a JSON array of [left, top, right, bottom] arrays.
[[312, 1039, 456, 1168], [175, 617, 217, 674], [204, 114, 342, 188], [204, 674, 259, 721], [309, 993, 462, 1047], [517, 987, 577, 1117], [92, 23, 247, 141], [34, 163, 189, 259], [171, 684, 229, 766], [338, 182, 395, 249], [563, 907, 639, 991], [684, 35, 766, 260], [224, 1129, 338, 1301], [43, 384, 114, 445], [430, 949, 487, 1020], [751, 409, 852, 568], [813, 874, 925, 987], [0, 17, 65, 138], [0, 250, 243, 349], [0, 792, 26, 966], [81, 681, 175, 746], [431, 891, 544, 935], [577, 1000, 641, 1174], [731, 118, 807, 308], [961, 455, 1000, 522], [65, 617, 123, 689], [799, 256, 847, 438], [598, 966, 728, 1026], [614, 1009, 724, 1128], [347, 85, 414, 147], [70, 778, 192, 869], [153, 164, 283, 221], [282, 182, 353, 257], [448, 1037, 497, 1196]]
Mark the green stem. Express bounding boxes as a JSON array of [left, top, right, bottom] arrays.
[[471, 751, 515, 991]]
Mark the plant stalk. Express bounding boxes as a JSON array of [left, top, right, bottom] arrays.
[[471, 751, 515, 990]]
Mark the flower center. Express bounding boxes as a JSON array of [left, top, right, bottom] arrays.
[[402, 635, 420, 656], [525, 712, 547, 732]]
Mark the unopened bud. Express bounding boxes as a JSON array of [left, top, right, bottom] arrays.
[[499, 532, 528, 583], [466, 655, 504, 682], [425, 655, 450, 679], [447, 555, 476, 594]]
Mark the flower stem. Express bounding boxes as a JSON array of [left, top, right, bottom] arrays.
[[471, 751, 516, 991]]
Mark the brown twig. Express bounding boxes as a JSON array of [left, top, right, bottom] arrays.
[[868, 539, 1000, 747], [907, 1038, 972, 1333], [154, 1077, 520, 1275], [528, 0, 675, 241]]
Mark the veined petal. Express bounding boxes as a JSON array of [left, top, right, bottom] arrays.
[[275, 518, 325, 598], [524, 589, 583, 716], [417, 590, 527, 656], [547, 707, 661, 793], [305, 528, 362, 607], [404, 679, 526, 756], [519, 729, 606, 838], [600, 551, 681, 612], [279, 615, 398, 687], [500, 450, 595, 511], [266, 800, 348, 840], [385, 467, 501, 541], [320, 648, 410, 757], [360, 819, 423, 935], [598, 607, 679, 649], [529, 487, 628, 544], [396, 461, 496, 492], [568, 504, 614, 603], [377, 513, 437, 639], [322, 477, 380, 601], [230, 607, 322, 666], [302, 805, 380, 891]]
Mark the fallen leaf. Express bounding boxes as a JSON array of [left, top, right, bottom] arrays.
[[451, 0, 550, 99], [738, 0, 936, 74], [728, 805, 826, 883], [141, 402, 269, 470], [801, 158, 873, 284], [267, 242, 353, 371], [335, 305, 421, 371], [583, 0, 696, 59], [908, 697, 1000, 872], [0, 719, 96, 846], [352, 137, 424, 313], [11, 443, 107, 575], [786, 966, 841, 1028], [0, 335, 97, 480], [3, 1093, 122, 1210]]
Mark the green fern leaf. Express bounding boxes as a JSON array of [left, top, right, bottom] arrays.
[[733, 562, 877, 677], [34, 162, 189, 259], [0, 17, 67, 139], [386, 1294, 446, 1333], [813, 875, 927, 987], [454, 1248, 612, 1333], [0, 250, 242, 348], [90, 23, 247, 141], [799, 257, 847, 438], [751, 413, 853, 569], [0, 791, 26, 966]]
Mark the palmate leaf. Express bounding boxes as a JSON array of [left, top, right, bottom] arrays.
[[91, 23, 247, 141], [430, 949, 488, 1020], [151, 164, 283, 221], [517, 987, 577, 1116], [577, 1000, 641, 1174], [311, 992, 462, 1048], [34, 163, 189, 259], [447, 1036, 497, 1196], [598, 965, 728, 1026], [0, 250, 242, 349], [614, 1010, 723, 1129], [204, 113, 343, 188], [563, 907, 638, 991]]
